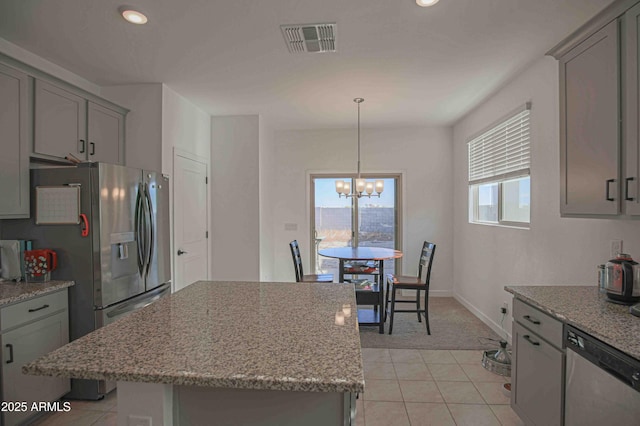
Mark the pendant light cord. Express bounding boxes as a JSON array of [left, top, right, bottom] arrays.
[[355, 98, 363, 179]]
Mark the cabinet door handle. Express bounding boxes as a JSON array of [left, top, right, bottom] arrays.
[[89, 142, 95, 156], [625, 177, 635, 201], [79, 139, 86, 154], [28, 304, 50, 313], [5, 344, 13, 364], [606, 179, 615, 201], [523, 335, 540, 346], [523, 314, 541, 325]]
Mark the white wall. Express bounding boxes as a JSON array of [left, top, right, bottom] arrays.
[[162, 85, 211, 176], [452, 56, 640, 340], [259, 118, 276, 281], [211, 115, 260, 281], [268, 127, 454, 291], [0, 38, 100, 95], [101, 84, 163, 172]]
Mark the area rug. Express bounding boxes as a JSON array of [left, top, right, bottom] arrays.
[[359, 297, 504, 350]]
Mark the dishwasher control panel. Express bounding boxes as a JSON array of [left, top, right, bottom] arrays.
[[566, 326, 640, 392]]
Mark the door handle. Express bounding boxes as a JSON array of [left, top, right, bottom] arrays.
[[79, 139, 86, 154], [28, 304, 50, 313], [606, 179, 615, 201], [523, 315, 541, 325], [144, 183, 154, 276], [177, 249, 188, 256], [5, 344, 13, 364], [625, 177, 635, 201], [523, 335, 540, 346], [135, 184, 145, 276], [89, 142, 95, 156]]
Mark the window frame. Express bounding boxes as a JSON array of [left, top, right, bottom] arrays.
[[468, 103, 531, 229], [309, 173, 404, 273], [470, 175, 530, 228]]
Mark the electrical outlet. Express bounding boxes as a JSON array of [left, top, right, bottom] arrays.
[[500, 301, 508, 314], [611, 240, 623, 258]]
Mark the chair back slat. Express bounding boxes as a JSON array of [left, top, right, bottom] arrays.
[[417, 241, 436, 284], [289, 240, 305, 282]]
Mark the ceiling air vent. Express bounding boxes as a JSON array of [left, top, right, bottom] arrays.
[[280, 23, 337, 53]]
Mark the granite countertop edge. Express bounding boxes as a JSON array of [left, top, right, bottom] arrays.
[[0, 280, 74, 306], [504, 286, 571, 321], [505, 285, 640, 360], [22, 363, 365, 393]]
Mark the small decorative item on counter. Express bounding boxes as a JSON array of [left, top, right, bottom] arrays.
[[598, 264, 606, 293], [342, 304, 352, 317], [24, 249, 57, 283]]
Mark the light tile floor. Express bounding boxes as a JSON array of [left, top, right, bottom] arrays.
[[30, 350, 523, 426], [357, 349, 524, 426]]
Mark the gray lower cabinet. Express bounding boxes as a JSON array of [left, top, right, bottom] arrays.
[[511, 299, 564, 426], [0, 62, 30, 219], [1, 290, 70, 426]]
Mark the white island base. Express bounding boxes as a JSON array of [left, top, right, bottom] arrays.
[[117, 381, 357, 426]]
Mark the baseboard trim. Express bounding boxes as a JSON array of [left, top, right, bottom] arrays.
[[453, 293, 512, 344]]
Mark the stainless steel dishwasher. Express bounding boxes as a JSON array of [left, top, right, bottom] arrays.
[[565, 325, 640, 426]]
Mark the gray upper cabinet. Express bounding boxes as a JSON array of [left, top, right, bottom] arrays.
[[0, 63, 30, 218], [88, 101, 124, 164], [551, 0, 640, 217], [34, 79, 125, 165], [625, 3, 640, 215], [34, 79, 87, 161], [559, 20, 620, 216]]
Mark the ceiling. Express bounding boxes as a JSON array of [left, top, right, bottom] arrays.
[[0, 0, 613, 130]]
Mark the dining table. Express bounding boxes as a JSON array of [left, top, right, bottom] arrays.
[[318, 246, 403, 334]]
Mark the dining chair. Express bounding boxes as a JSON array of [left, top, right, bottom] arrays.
[[385, 241, 436, 335], [289, 240, 334, 283]]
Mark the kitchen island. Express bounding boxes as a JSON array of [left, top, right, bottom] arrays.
[[23, 281, 364, 426]]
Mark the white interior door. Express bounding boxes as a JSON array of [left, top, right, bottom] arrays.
[[174, 152, 209, 292]]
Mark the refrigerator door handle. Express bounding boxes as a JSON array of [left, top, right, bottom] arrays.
[[105, 284, 171, 319], [143, 183, 154, 277], [134, 183, 145, 277]]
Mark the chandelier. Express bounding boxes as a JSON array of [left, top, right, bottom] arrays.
[[335, 98, 384, 198]]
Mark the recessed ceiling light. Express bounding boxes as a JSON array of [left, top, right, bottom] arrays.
[[416, 0, 439, 7], [119, 6, 148, 24]]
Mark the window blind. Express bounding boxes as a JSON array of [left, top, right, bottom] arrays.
[[468, 104, 531, 185]]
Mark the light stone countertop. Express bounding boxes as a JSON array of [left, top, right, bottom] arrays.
[[505, 285, 640, 360], [23, 281, 364, 393], [0, 280, 74, 306]]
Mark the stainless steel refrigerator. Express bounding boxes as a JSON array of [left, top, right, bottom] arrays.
[[3, 162, 171, 400]]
